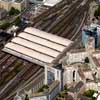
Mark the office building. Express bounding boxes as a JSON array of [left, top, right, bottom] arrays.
[[0, 0, 28, 11]]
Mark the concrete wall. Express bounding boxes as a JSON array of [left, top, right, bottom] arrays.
[[66, 52, 87, 64], [86, 82, 98, 90], [63, 66, 81, 85]]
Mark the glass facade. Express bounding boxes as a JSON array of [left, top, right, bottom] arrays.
[[82, 27, 99, 48]]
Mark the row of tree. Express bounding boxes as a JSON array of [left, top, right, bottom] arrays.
[[0, 16, 21, 30], [0, 7, 21, 30]]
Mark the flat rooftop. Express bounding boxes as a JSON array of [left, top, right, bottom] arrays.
[[1, 0, 23, 3], [3, 27, 72, 66], [44, 0, 61, 7]]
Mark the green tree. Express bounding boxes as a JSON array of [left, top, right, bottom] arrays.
[[15, 68, 20, 74], [37, 85, 49, 92], [94, 5, 100, 17], [64, 84, 69, 93], [9, 7, 20, 15], [25, 94, 29, 100], [14, 16, 21, 25], [84, 89, 97, 99], [0, 22, 11, 29], [84, 57, 89, 63]]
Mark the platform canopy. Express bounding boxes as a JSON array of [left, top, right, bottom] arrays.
[[44, 0, 61, 7], [3, 27, 72, 66]]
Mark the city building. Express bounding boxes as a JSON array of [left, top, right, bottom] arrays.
[[30, 81, 60, 100], [43, 36, 100, 98], [82, 26, 97, 48], [60, 38, 100, 91], [0, 0, 28, 11], [10, 27, 100, 100], [3, 26, 73, 100], [82, 24, 100, 48], [97, 0, 100, 3]]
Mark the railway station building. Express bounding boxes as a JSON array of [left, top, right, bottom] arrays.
[[3, 27, 73, 90], [3, 27, 72, 67]]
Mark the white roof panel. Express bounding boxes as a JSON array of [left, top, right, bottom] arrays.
[[44, 0, 61, 7], [12, 37, 59, 58], [5, 43, 54, 63], [18, 32, 65, 52], [3, 27, 72, 65], [3, 48, 45, 66], [24, 27, 72, 46]]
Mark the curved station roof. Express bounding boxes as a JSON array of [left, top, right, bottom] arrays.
[[3, 27, 72, 66]]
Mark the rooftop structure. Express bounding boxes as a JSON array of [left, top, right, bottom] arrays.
[[82, 24, 100, 48], [3, 27, 72, 66], [0, 0, 28, 11], [44, 0, 61, 7], [29, 0, 61, 7]]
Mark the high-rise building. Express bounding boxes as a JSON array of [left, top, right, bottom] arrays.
[[82, 24, 100, 48]]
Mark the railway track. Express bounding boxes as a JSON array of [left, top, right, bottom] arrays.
[[52, 7, 89, 64], [33, 0, 83, 30], [32, 0, 71, 25], [0, 58, 43, 100], [31, 0, 91, 42], [6, 70, 44, 100], [0, 50, 43, 100]]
